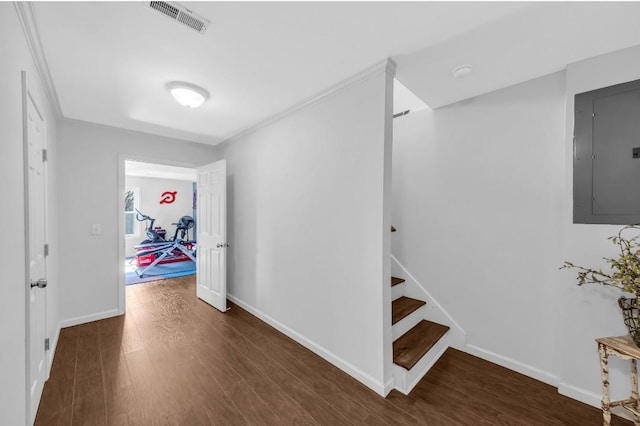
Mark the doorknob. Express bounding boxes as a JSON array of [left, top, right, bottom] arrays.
[[30, 278, 47, 289], [216, 243, 230, 248]]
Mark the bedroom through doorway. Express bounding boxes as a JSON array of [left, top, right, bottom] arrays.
[[124, 160, 197, 286]]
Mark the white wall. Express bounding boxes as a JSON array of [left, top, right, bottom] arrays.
[[558, 44, 640, 406], [392, 71, 566, 385], [124, 176, 195, 257], [0, 4, 60, 424], [217, 68, 393, 395], [57, 120, 216, 325]]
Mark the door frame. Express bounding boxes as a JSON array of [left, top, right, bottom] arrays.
[[22, 70, 49, 424], [117, 154, 198, 313]]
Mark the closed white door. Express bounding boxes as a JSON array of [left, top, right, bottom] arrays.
[[24, 72, 48, 424], [196, 160, 227, 312]]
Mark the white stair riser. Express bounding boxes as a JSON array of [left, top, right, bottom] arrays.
[[391, 281, 405, 301], [393, 330, 450, 395], [392, 304, 427, 340]]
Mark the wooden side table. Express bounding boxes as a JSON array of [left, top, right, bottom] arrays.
[[596, 335, 640, 425]]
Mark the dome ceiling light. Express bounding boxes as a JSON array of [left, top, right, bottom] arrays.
[[166, 81, 209, 108]]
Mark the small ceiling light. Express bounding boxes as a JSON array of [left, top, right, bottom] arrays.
[[452, 65, 473, 79], [166, 81, 209, 108]]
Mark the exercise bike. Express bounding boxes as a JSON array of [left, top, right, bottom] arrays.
[[134, 209, 196, 277]]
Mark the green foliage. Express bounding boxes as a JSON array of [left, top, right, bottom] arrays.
[[561, 225, 640, 295]]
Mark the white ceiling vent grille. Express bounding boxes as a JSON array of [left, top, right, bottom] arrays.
[[149, 1, 210, 34]]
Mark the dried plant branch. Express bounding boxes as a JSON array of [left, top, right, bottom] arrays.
[[561, 225, 640, 295]]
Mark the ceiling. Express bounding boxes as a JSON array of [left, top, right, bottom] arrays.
[[395, 2, 640, 108], [30, 2, 640, 146]]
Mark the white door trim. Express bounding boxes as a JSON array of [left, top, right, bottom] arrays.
[[22, 69, 31, 426]]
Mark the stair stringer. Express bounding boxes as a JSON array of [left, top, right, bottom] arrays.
[[391, 254, 466, 350]]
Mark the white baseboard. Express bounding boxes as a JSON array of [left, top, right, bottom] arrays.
[[60, 308, 120, 328], [465, 344, 559, 387], [227, 293, 388, 397], [558, 382, 635, 422], [383, 377, 395, 397], [558, 382, 601, 408]]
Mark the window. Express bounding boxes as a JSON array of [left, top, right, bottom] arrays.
[[124, 187, 139, 236]]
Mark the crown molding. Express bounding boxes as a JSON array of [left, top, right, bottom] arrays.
[[14, 2, 63, 119], [221, 58, 396, 146]]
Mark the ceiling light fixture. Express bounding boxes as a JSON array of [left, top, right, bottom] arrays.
[[166, 81, 209, 108], [452, 65, 473, 79]]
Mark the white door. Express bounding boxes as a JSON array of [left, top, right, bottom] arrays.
[[24, 72, 48, 424], [196, 160, 227, 312]]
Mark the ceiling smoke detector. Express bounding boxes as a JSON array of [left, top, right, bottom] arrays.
[[149, 1, 210, 34], [452, 65, 473, 79]]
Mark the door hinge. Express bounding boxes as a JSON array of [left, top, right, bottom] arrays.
[[44, 244, 49, 257], [42, 149, 48, 162], [45, 338, 50, 351]]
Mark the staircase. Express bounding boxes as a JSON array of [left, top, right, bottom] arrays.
[[390, 226, 451, 395]]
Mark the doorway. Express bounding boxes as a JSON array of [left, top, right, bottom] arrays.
[[124, 160, 197, 285], [118, 157, 229, 315], [118, 157, 197, 313]]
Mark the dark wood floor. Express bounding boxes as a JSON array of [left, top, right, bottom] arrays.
[[36, 276, 629, 425]]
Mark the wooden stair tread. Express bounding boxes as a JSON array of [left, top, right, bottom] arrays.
[[392, 296, 426, 325], [391, 226, 396, 232], [393, 320, 450, 370], [391, 276, 405, 287]]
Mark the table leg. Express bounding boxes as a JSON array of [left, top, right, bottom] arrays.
[[632, 359, 639, 407], [599, 342, 611, 426]]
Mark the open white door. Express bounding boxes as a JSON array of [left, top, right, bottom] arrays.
[[23, 72, 48, 424], [196, 160, 227, 312]]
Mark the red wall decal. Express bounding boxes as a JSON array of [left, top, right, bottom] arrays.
[[159, 191, 177, 204]]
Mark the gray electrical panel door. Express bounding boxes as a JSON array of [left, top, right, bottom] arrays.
[[574, 79, 640, 224]]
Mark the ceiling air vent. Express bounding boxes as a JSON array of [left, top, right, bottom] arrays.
[[149, 1, 210, 34]]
